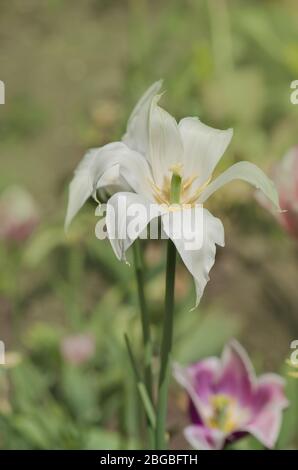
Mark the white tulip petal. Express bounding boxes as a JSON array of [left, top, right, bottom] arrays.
[[120, 152, 154, 200], [65, 168, 94, 231], [149, 97, 184, 186], [95, 164, 122, 189], [65, 143, 123, 229], [162, 208, 224, 307], [198, 161, 280, 210], [93, 165, 131, 202], [178, 117, 233, 187], [122, 80, 163, 158], [65, 142, 154, 230], [106, 192, 163, 262]]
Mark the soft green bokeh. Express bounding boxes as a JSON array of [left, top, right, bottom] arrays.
[[0, 0, 297, 450]]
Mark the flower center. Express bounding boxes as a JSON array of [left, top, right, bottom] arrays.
[[169, 165, 182, 204], [151, 163, 211, 207], [206, 394, 238, 433]]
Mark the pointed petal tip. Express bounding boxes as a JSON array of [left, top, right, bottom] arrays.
[[200, 161, 282, 212], [151, 91, 165, 107], [147, 79, 163, 92], [189, 304, 198, 312], [222, 338, 257, 386], [226, 338, 246, 355], [64, 212, 73, 233], [225, 338, 248, 358], [190, 294, 202, 311]]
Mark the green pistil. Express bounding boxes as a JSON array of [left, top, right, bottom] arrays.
[[170, 172, 182, 204]]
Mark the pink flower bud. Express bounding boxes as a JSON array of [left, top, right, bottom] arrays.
[[0, 186, 39, 243], [60, 334, 96, 366]]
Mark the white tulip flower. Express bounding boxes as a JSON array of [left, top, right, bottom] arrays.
[[66, 81, 280, 306]]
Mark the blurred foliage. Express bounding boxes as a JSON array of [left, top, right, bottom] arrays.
[[0, 0, 298, 450], [0, 94, 47, 142], [0, 214, 242, 449]]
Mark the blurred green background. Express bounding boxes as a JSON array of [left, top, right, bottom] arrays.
[[0, 0, 298, 449]]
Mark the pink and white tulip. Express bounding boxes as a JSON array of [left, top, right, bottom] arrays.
[[174, 340, 288, 450]]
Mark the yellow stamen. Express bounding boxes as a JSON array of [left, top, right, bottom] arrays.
[[150, 168, 212, 207], [183, 175, 212, 205], [183, 175, 198, 191], [206, 394, 238, 434]]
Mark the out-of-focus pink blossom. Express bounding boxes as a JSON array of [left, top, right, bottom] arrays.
[[258, 146, 298, 238], [60, 333, 96, 366], [0, 186, 39, 242], [174, 340, 288, 450]]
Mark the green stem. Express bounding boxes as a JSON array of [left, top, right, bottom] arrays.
[[155, 239, 176, 449], [155, 169, 181, 449], [132, 239, 153, 399], [132, 239, 154, 448], [124, 334, 156, 430]]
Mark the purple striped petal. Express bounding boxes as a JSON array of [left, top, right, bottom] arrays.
[[188, 358, 219, 403], [252, 374, 289, 414], [216, 340, 255, 406], [173, 359, 219, 423], [189, 399, 203, 425]]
